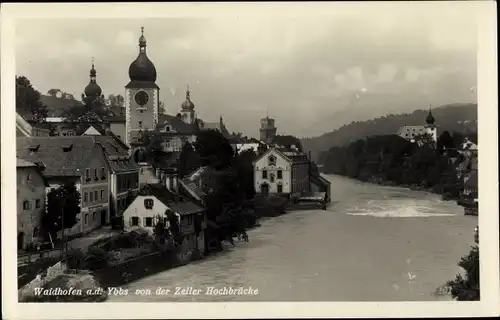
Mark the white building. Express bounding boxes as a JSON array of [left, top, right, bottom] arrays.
[[397, 107, 437, 144], [253, 147, 310, 198], [122, 183, 207, 254]]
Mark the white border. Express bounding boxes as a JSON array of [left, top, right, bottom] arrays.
[[1, 2, 498, 319]]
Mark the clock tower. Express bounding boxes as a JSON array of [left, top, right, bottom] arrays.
[[125, 26, 160, 155]]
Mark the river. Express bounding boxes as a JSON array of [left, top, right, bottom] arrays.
[[108, 174, 477, 302]]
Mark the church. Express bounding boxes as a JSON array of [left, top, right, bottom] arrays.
[[109, 26, 231, 162], [25, 27, 231, 161]]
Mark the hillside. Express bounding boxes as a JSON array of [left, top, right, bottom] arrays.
[[301, 103, 477, 162]]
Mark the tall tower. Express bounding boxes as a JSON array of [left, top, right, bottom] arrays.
[[180, 85, 196, 124], [125, 26, 160, 149], [424, 105, 437, 143], [260, 116, 277, 144]]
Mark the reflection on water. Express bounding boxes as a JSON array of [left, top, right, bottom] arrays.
[[108, 175, 476, 302]]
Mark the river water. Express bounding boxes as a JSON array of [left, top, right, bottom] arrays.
[[108, 175, 477, 302]]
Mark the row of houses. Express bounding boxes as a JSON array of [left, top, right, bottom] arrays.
[[17, 132, 331, 254]]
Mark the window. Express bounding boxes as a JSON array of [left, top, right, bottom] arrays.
[[277, 184, 283, 193], [94, 191, 98, 201], [138, 121, 143, 128], [131, 216, 139, 226], [100, 167, 105, 178], [23, 200, 30, 210], [166, 126, 170, 132], [85, 168, 90, 181], [84, 214, 89, 225], [35, 199, 41, 209], [144, 199, 154, 209], [268, 155, 276, 166], [93, 212, 96, 221], [84, 192, 88, 203], [270, 173, 275, 183], [90, 192, 93, 202], [262, 170, 268, 179], [145, 217, 153, 227], [277, 170, 283, 179], [94, 168, 98, 180], [100, 190, 104, 199]]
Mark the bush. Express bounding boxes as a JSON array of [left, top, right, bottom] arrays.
[[85, 246, 108, 271], [65, 248, 85, 270], [446, 226, 479, 301]]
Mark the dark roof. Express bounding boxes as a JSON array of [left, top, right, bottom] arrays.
[[180, 166, 211, 201], [138, 183, 204, 216], [40, 95, 83, 117], [125, 80, 159, 89], [103, 106, 126, 122], [16, 136, 98, 177], [311, 174, 331, 187], [157, 114, 198, 134], [17, 135, 137, 177]]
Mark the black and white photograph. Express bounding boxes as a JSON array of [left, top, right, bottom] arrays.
[[1, 1, 498, 319]]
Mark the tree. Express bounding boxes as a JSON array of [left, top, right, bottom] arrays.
[[159, 101, 166, 114], [47, 88, 62, 97], [16, 76, 48, 123], [195, 129, 234, 169], [437, 131, 455, 154], [106, 94, 125, 109], [42, 182, 81, 239], [233, 149, 257, 200], [447, 227, 479, 300], [179, 142, 201, 178], [272, 135, 303, 151]]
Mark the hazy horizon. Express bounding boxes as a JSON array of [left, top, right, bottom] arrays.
[[15, 3, 478, 138]]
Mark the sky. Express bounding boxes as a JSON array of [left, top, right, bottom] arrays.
[[14, 2, 479, 138]]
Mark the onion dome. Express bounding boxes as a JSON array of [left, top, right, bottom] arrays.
[[84, 58, 102, 97], [426, 105, 435, 125], [181, 85, 195, 110], [128, 26, 157, 82]]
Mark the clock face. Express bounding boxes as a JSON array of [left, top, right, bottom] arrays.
[[134, 91, 149, 106]]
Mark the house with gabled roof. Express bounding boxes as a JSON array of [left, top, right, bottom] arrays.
[[122, 182, 207, 255], [17, 136, 111, 236], [253, 146, 311, 199]]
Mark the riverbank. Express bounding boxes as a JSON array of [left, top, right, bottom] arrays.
[[325, 171, 461, 202], [108, 174, 476, 302]]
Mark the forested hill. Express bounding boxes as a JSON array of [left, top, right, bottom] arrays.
[[301, 103, 477, 162]]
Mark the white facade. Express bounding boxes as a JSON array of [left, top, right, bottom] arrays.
[[253, 149, 292, 195], [235, 143, 260, 154], [122, 195, 175, 232]]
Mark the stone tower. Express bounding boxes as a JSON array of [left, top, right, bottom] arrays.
[[424, 105, 437, 143], [260, 116, 277, 144], [180, 85, 196, 124], [124, 26, 160, 159]]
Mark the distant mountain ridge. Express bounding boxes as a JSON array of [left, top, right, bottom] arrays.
[[301, 103, 477, 162]]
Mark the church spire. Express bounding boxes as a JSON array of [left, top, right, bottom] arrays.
[[426, 104, 435, 125], [138, 26, 147, 51]]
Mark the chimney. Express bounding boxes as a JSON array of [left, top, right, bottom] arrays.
[[163, 168, 180, 193]]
